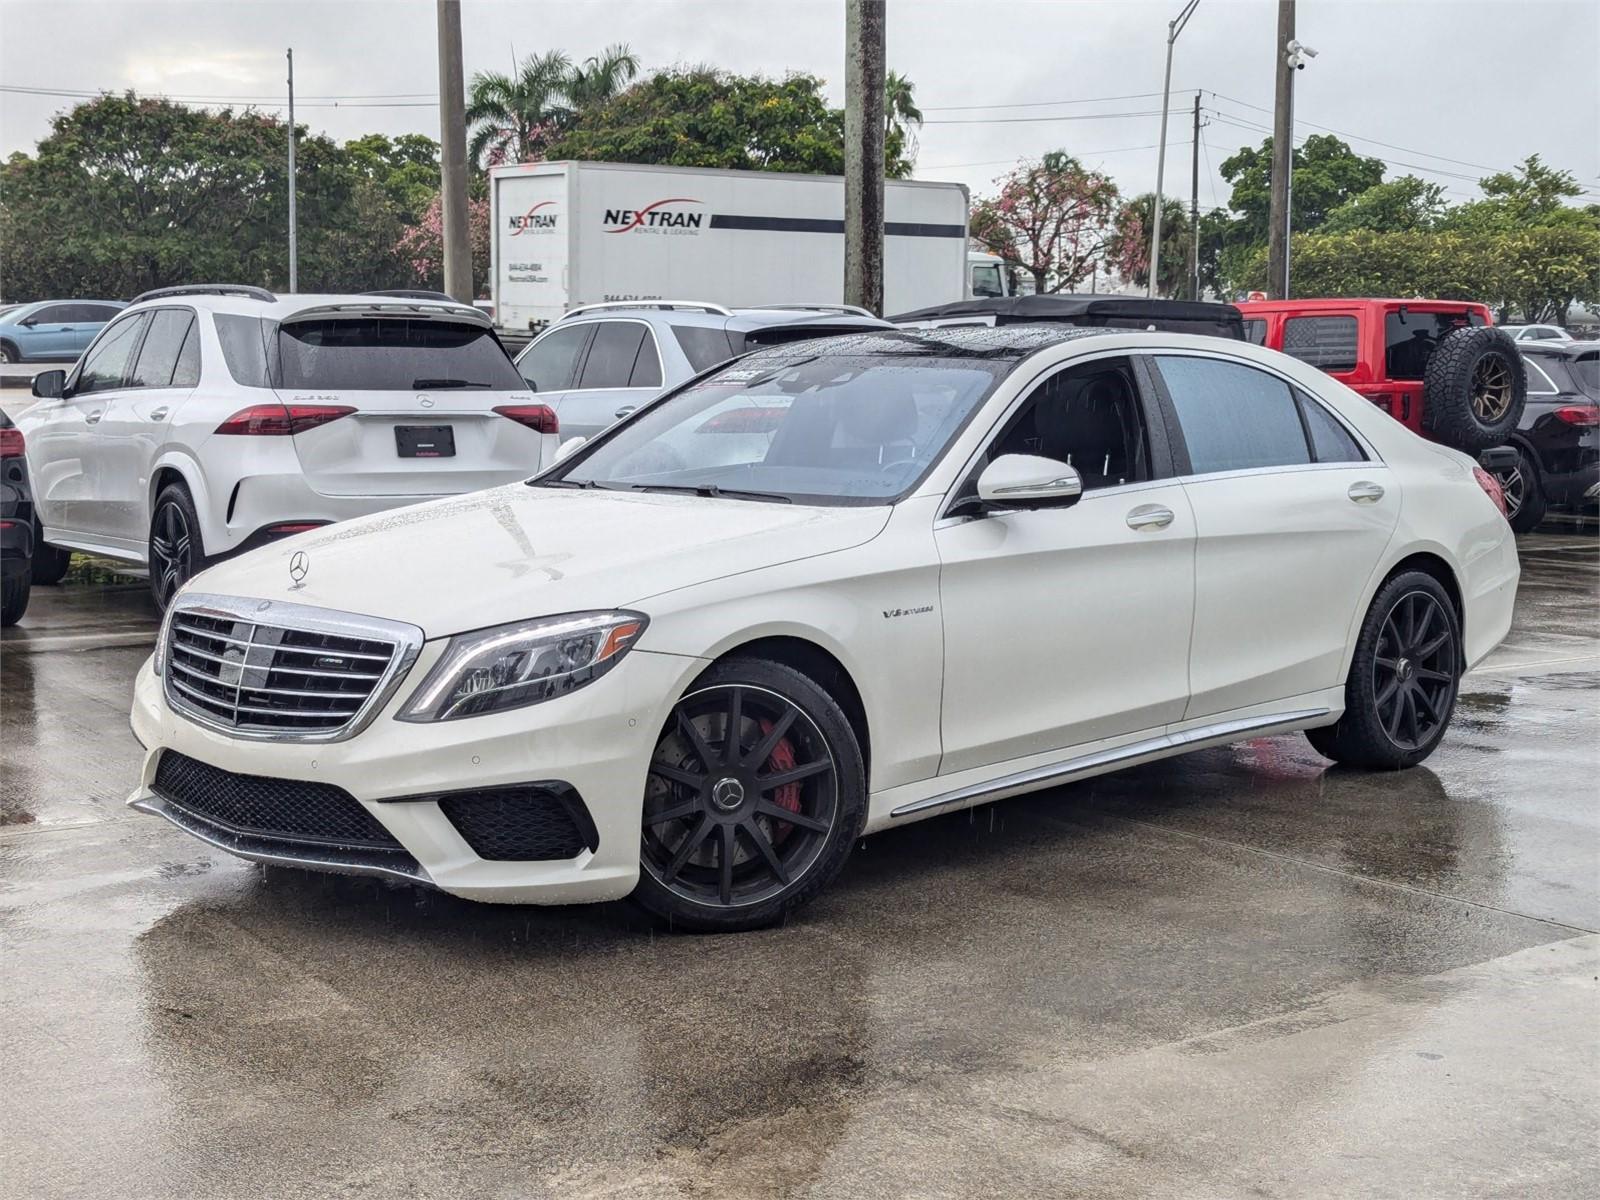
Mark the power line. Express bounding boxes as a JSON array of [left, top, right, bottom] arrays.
[[919, 141, 1182, 171], [920, 90, 1171, 112], [922, 109, 1167, 126]]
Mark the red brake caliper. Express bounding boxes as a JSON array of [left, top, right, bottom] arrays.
[[759, 717, 800, 841]]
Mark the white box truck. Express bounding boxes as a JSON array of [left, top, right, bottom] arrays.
[[489, 161, 970, 332]]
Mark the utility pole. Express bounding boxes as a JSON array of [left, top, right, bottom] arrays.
[[286, 48, 297, 292], [1148, 0, 1201, 299], [1267, 0, 1295, 299], [436, 0, 472, 303], [1189, 91, 1201, 300], [844, 0, 885, 316]]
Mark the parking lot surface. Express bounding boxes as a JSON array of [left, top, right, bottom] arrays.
[[3, 532, 1597, 1199]]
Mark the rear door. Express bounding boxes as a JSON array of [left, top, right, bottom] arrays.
[[513, 320, 594, 432], [275, 313, 551, 497], [1148, 352, 1399, 720], [548, 318, 665, 440]]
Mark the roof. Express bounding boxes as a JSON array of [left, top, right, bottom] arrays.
[[889, 294, 1244, 340], [123, 287, 488, 325], [1235, 297, 1495, 313], [742, 324, 1118, 362]]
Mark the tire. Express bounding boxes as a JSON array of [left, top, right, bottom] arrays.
[[1491, 443, 1547, 534], [1, 563, 30, 626], [1306, 570, 1462, 770], [148, 482, 205, 612], [1421, 326, 1526, 452], [29, 521, 72, 586], [0, 341, 17, 365], [631, 657, 867, 932]]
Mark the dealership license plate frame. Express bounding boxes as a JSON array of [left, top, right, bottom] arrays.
[[395, 424, 456, 458]]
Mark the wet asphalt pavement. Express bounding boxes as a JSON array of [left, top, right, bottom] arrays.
[[2, 533, 1597, 1199]]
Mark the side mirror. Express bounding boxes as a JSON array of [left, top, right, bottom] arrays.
[[554, 436, 587, 463], [18, 316, 38, 328], [31, 369, 66, 400], [975, 454, 1082, 509]]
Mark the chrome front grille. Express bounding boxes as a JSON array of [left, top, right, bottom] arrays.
[[162, 594, 424, 742]]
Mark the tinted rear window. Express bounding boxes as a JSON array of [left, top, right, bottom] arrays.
[[1385, 309, 1484, 380], [1242, 318, 1268, 345], [672, 324, 738, 372], [277, 319, 523, 391]]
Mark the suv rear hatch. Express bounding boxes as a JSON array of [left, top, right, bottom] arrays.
[[263, 304, 551, 497]]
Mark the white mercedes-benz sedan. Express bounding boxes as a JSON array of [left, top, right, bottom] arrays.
[[127, 325, 1519, 931]]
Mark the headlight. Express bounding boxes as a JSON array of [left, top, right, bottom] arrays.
[[152, 605, 176, 677], [397, 610, 648, 722]]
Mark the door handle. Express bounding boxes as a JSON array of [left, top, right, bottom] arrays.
[[84, 409, 104, 425], [1348, 481, 1385, 504], [149, 407, 169, 422], [614, 405, 637, 419], [1126, 504, 1175, 531]]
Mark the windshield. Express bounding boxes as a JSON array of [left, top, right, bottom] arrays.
[[277, 318, 524, 391], [550, 353, 1009, 504]]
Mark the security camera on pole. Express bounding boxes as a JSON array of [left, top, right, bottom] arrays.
[[1267, 0, 1317, 300]]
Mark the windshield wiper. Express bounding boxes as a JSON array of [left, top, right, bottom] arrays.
[[631, 483, 792, 504], [411, 377, 490, 389]]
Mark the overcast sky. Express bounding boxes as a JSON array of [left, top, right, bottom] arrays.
[[2, 0, 1597, 210]]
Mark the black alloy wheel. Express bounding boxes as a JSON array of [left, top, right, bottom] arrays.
[[634, 659, 866, 931], [1306, 570, 1462, 770], [1491, 445, 1547, 534], [1370, 589, 1458, 752], [149, 484, 201, 611]]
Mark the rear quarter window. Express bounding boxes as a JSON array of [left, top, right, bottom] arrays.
[[1281, 316, 1358, 372], [214, 314, 273, 387], [672, 324, 738, 372]]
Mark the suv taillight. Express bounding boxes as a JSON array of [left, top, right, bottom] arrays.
[[214, 404, 355, 436], [0, 427, 23, 458], [1554, 404, 1600, 427], [493, 404, 559, 434], [1473, 466, 1508, 518]]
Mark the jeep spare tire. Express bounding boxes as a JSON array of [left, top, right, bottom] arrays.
[[1421, 325, 1526, 452]]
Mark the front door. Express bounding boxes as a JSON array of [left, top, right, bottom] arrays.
[[935, 356, 1196, 774], [54, 311, 151, 542]]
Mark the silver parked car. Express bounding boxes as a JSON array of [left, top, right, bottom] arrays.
[[512, 302, 889, 442]]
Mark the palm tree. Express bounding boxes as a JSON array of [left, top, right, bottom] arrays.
[[566, 44, 641, 112], [884, 70, 923, 178], [466, 45, 641, 169]]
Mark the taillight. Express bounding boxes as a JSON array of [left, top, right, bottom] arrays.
[[0, 427, 23, 458], [493, 404, 559, 434], [1553, 404, 1600, 427], [1473, 466, 1508, 518], [214, 404, 355, 436]]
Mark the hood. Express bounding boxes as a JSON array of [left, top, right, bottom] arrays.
[[187, 483, 891, 638]]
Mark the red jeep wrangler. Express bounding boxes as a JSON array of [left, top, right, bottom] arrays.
[[1235, 298, 1527, 455]]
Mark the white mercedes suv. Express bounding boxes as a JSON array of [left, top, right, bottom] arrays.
[[19, 286, 556, 608], [127, 324, 1519, 931]]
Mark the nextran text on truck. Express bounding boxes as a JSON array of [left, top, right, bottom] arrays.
[[489, 161, 972, 332]]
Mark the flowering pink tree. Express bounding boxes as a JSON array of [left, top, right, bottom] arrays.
[[970, 152, 1120, 293], [394, 193, 491, 294]]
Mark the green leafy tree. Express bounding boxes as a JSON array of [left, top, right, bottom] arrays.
[[1108, 193, 1192, 296], [1218, 134, 1386, 244], [0, 94, 417, 300], [969, 152, 1120, 292], [1438, 154, 1595, 234], [1233, 225, 1600, 323], [1321, 175, 1446, 234], [548, 68, 915, 177], [343, 132, 440, 221]]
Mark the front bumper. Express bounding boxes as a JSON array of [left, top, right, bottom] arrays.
[[127, 644, 704, 903]]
